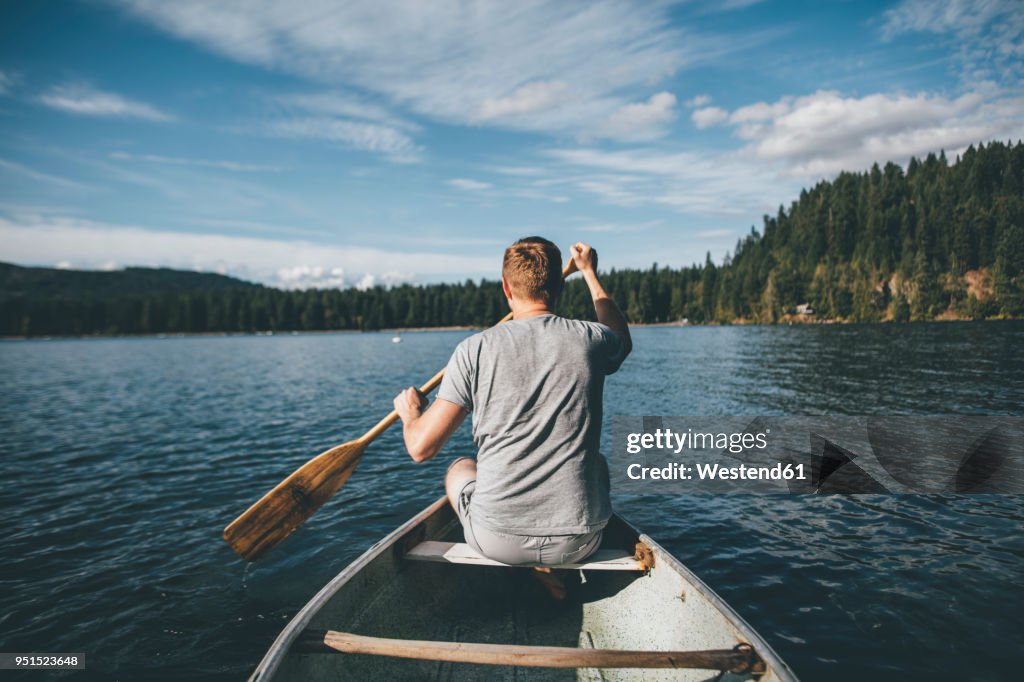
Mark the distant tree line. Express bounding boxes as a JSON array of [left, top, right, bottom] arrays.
[[2, 141, 1022, 337]]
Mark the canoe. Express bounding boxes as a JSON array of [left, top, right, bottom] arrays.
[[249, 496, 798, 681]]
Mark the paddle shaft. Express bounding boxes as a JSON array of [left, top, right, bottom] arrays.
[[362, 315, 506, 441], [298, 630, 759, 672]]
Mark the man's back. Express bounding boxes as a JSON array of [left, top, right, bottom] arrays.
[[393, 238, 631, 571], [437, 313, 625, 535]]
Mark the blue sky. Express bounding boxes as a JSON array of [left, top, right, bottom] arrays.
[[0, 0, 1021, 288]]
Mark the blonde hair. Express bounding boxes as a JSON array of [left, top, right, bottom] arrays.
[[502, 236, 562, 304]]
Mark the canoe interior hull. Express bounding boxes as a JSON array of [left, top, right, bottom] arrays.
[[255, 498, 796, 681]]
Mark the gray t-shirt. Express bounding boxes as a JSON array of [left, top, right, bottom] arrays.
[[437, 313, 626, 535]]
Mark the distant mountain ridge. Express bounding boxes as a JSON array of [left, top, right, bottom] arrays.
[[0, 262, 262, 301]]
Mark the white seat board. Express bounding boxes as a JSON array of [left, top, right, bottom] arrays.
[[405, 541, 645, 571]]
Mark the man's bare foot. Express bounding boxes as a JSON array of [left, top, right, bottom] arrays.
[[531, 567, 566, 601]]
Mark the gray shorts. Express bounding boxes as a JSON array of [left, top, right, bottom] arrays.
[[454, 478, 603, 566]]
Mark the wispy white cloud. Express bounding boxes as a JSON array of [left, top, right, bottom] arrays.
[[276, 264, 347, 289], [722, 88, 1023, 176], [0, 211, 496, 287], [111, 1, 718, 136], [191, 217, 326, 239], [509, 189, 570, 204], [0, 158, 95, 191], [880, 0, 1024, 84], [696, 228, 735, 238], [109, 151, 284, 172], [546, 78, 1024, 219], [448, 178, 492, 191], [880, 0, 1018, 41], [0, 201, 83, 217], [596, 92, 677, 141], [547, 148, 697, 177], [571, 175, 647, 207], [0, 70, 13, 96], [275, 91, 418, 131], [351, 271, 416, 290], [476, 81, 570, 121], [266, 116, 421, 162], [714, 0, 766, 10], [552, 77, 1024, 220], [544, 147, 781, 216], [488, 165, 547, 177], [578, 219, 661, 233], [58, 150, 330, 226], [685, 94, 711, 108], [452, 165, 571, 202], [692, 106, 728, 129], [728, 99, 792, 124], [257, 89, 422, 161], [37, 84, 174, 121]]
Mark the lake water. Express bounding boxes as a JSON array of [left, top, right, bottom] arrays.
[[1, 322, 1022, 680]]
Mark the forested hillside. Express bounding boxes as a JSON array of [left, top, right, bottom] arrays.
[[0, 263, 261, 299], [2, 140, 1022, 336], [697, 139, 1024, 324]]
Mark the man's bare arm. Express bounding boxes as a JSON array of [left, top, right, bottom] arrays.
[[571, 242, 633, 356], [393, 388, 467, 462]]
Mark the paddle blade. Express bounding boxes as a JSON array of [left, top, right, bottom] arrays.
[[223, 438, 368, 561]]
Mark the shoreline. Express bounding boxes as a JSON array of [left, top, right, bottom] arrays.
[[1, 316, 1017, 341], [0, 325, 476, 342]]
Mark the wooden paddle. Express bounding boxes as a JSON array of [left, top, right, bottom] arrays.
[[297, 630, 761, 673], [224, 257, 582, 561]]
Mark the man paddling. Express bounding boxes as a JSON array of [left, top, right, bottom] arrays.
[[393, 237, 631, 585]]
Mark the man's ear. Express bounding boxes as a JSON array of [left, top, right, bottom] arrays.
[[501, 276, 512, 301]]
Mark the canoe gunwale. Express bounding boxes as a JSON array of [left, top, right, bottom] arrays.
[[248, 496, 451, 681], [635, 530, 797, 682], [248, 495, 798, 681], [607, 507, 796, 680]]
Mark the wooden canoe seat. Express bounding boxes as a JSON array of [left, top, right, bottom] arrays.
[[405, 541, 646, 571]]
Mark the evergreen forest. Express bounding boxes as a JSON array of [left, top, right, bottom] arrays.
[[2, 141, 1022, 337]]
